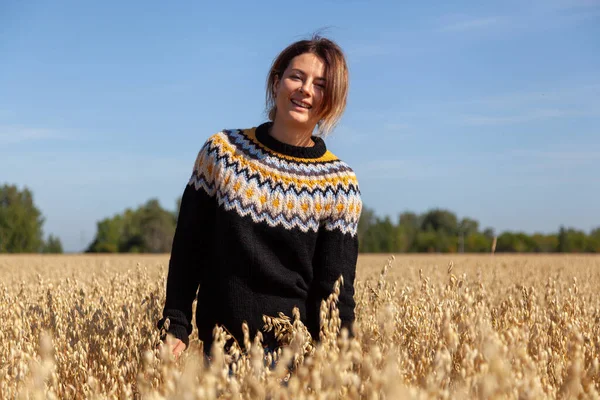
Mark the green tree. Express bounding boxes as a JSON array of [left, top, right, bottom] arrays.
[[0, 184, 45, 253], [565, 228, 588, 253], [496, 232, 537, 253], [556, 226, 589, 253], [420, 209, 459, 236], [459, 218, 479, 236], [87, 199, 176, 253], [396, 212, 419, 252], [414, 231, 437, 253], [464, 233, 492, 252], [531, 233, 558, 253], [376, 216, 397, 253], [483, 227, 495, 240], [587, 227, 600, 252], [86, 215, 124, 253], [137, 199, 177, 253], [359, 214, 397, 253], [357, 206, 377, 252], [557, 225, 568, 252], [42, 234, 63, 253], [457, 218, 479, 252]]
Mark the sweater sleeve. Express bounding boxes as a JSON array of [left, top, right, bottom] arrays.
[[308, 191, 362, 339], [157, 139, 218, 348]]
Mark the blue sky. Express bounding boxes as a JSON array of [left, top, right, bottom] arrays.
[[1, 0, 599, 252]]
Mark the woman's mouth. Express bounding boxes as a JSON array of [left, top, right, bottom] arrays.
[[291, 99, 312, 110]]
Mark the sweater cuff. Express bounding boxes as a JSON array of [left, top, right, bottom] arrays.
[[157, 309, 192, 348], [161, 323, 190, 349], [341, 317, 355, 338]]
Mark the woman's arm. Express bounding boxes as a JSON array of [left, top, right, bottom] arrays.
[[157, 139, 218, 349], [308, 185, 362, 340], [309, 226, 359, 336]]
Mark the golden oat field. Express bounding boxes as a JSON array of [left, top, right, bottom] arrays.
[[1, 254, 600, 399]]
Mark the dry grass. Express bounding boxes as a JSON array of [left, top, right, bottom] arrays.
[[1, 254, 599, 399]]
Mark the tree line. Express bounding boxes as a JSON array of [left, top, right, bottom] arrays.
[[357, 207, 600, 253], [83, 200, 600, 254], [2, 184, 599, 253], [0, 184, 63, 253], [85, 198, 178, 253]]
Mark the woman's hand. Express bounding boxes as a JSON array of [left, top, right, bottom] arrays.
[[159, 336, 187, 359], [169, 338, 187, 358]]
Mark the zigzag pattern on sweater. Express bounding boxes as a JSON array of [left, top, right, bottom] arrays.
[[210, 133, 358, 190], [217, 152, 359, 195], [225, 128, 352, 173], [188, 128, 362, 236]]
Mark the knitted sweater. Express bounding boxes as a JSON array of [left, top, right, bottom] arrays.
[[157, 122, 362, 351]]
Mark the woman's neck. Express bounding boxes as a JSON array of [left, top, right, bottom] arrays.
[[269, 119, 315, 147]]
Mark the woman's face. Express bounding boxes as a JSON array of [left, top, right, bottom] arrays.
[[273, 52, 326, 131]]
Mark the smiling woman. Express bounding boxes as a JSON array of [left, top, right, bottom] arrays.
[[266, 38, 349, 139], [157, 34, 362, 361]]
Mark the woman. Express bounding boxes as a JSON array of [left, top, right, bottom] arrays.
[[157, 35, 362, 358]]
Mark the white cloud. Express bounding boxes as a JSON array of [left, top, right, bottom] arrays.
[[439, 16, 505, 32], [443, 83, 600, 126], [0, 125, 69, 144], [435, 2, 599, 36], [548, 0, 600, 9], [512, 149, 600, 158], [510, 149, 600, 163], [454, 84, 600, 109], [458, 108, 596, 126], [2, 150, 192, 185]]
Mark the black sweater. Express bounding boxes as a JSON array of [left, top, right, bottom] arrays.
[[157, 122, 362, 351]]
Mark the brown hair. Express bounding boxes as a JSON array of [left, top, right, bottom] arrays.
[[265, 34, 349, 137]]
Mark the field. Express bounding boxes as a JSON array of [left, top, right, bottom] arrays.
[[1, 254, 600, 399]]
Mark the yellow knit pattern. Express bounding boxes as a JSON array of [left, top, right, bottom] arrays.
[[189, 128, 362, 236]]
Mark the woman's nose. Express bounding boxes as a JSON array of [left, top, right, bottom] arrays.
[[299, 81, 312, 96]]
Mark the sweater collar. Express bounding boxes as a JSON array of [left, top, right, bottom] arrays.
[[255, 122, 327, 159]]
